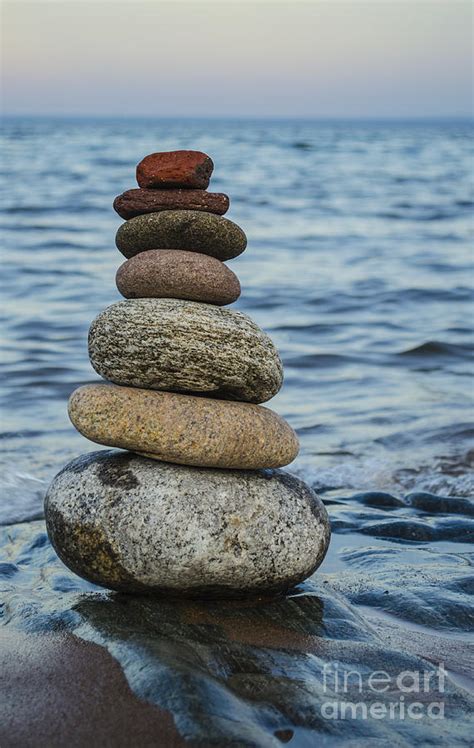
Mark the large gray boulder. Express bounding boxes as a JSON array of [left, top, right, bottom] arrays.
[[88, 298, 283, 403], [44, 450, 331, 597]]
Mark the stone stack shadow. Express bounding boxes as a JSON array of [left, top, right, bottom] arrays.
[[44, 150, 330, 597]]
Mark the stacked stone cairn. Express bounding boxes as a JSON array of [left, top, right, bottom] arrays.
[[44, 150, 331, 597]]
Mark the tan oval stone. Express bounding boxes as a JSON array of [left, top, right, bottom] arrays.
[[116, 250, 241, 306], [68, 384, 300, 470]]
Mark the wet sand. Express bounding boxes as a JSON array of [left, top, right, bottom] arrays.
[[1, 519, 473, 746], [0, 630, 190, 748]]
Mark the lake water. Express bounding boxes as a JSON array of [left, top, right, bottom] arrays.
[[1, 117, 473, 743], [1, 117, 472, 521]]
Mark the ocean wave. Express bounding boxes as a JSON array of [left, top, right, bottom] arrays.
[[397, 340, 474, 359]]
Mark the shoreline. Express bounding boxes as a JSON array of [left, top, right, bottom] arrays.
[[1, 517, 473, 745]]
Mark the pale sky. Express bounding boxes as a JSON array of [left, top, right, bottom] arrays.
[[1, 0, 472, 117]]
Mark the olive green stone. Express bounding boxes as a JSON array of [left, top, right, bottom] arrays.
[[115, 210, 247, 261]]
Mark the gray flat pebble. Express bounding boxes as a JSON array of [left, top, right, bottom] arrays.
[[88, 298, 283, 403]]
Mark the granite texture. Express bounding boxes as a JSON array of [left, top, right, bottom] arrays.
[[68, 384, 299, 469], [44, 450, 330, 596], [113, 189, 229, 219], [116, 249, 240, 306], [88, 298, 283, 403], [115, 210, 247, 261], [136, 150, 213, 189]]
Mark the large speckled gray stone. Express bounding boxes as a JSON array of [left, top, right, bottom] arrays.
[[115, 210, 247, 261], [88, 299, 283, 403], [44, 450, 331, 597]]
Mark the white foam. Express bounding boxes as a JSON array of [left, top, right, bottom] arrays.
[[0, 467, 46, 525]]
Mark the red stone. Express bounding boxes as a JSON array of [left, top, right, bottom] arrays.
[[113, 188, 229, 219], [136, 151, 214, 189]]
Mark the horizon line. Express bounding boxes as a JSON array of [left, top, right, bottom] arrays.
[[2, 112, 473, 122]]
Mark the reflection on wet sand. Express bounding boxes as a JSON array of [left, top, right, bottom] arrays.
[[1, 520, 473, 745]]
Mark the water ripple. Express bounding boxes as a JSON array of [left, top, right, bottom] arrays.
[[0, 117, 473, 525]]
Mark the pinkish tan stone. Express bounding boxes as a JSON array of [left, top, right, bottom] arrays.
[[68, 384, 300, 470], [116, 250, 240, 306]]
